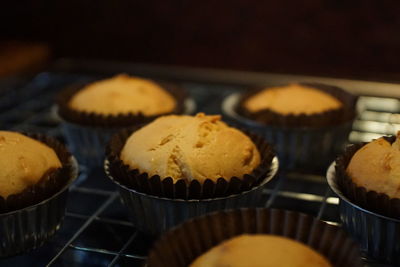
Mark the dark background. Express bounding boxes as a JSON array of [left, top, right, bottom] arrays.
[[1, 0, 400, 80]]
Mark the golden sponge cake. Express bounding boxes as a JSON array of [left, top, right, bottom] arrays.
[[0, 131, 62, 198], [244, 84, 342, 115], [69, 74, 176, 116], [347, 133, 400, 199], [120, 113, 260, 183], [190, 234, 332, 267]]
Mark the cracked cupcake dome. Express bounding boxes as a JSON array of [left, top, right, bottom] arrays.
[[120, 113, 261, 183], [346, 132, 400, 199], [0, 131, 62, 198], [68, 74, 176, 116]]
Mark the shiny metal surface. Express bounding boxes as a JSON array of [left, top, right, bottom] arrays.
[[105, 157, 279, 236], [0, 157, 78, 257], [327, 163, 400, 265]]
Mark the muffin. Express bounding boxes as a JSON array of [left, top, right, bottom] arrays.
[[0, 131, 78, 257], [346, 134, 400, 200], [120, 113, 260, 184], [327, 132, 400, 264], [147, 208, 362, 267], [105, 113, 277, 235], [243, 83, 342, 125], [190, 235, 331, 267], [0, 131, 61, 200], [224, 82, 357, 171], [336, 132, 400, 218], [57, 74, 186, 168], [68, 74, 176, 117]]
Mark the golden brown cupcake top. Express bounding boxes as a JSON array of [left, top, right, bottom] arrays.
[[244, 84, 342, 115], [68, 74, 176, 116], [120, 113, 260, 183], [0, 131, 62, 198], [347, 132, 400, 199], [190, 234, 332, 267]]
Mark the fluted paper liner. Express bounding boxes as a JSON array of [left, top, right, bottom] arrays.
[[0, 133, 75, 213], [57, 79, 187, 128], [147, 208, 362, 267], [237, 82, 357, 128], [335, 136, 400, 219], [106, 126, 275, 200]]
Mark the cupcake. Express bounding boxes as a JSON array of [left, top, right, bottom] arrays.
[[223, 83, 357, 171], [327, 132, 400, 264], [147, 208, 362, 267], [0, 131, 78, 257], [57, 74, 187, 168], [190, 235, 331, 267], [105, 113, 278, 235]]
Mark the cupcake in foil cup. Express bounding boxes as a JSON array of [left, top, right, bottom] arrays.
[[104, 114, 278, 236], [147, 208, 362, 267], [223, 83, 357, 172], [57, 74, 191, 169], [327, 134, 400, 264], [0, 132, 78, 257]]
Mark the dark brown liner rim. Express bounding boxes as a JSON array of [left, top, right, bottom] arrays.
[[57, 78, 187, 128], [148, 208, 362, 267], [236, 82, 358, 128], [106, 124, 275, 200], [335, 135, 400, 219], [0, 133, 76, 214]]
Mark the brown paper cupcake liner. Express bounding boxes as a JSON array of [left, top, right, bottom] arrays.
[[237, 82, 357, 128], [147, 208, 362, 267], [335, 135, 400, 219], [106, 126, 275, 200], [57, 79, 187, 128], [0, 133, 75, 213]]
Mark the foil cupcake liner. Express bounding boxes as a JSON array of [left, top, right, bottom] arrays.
[[223, 93, 353, 171], [327, 162, 400, 265], [60, 122, 116, 168], [0, 133, 78, 257], [147, 208, 362, 267], [104, 156, 278, 236]]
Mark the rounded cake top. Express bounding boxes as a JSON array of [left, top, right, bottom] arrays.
[[244, 84, 342, 115], [0, 131, 62, 198], [347, 132, 400, 199], [190, 234, 332, 267], [120, 113, 260, 183], [68, 74, 176, 116]]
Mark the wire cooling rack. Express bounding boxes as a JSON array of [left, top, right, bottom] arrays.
[[1, 61, 399, 267]]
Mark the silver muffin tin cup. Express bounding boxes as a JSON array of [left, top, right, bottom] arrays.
[[147, 208, 362, 267], [0, 157, 79, 258], [104, 157, 279, 237], [222, 93, 353, 171], [58, 99, 196, 169], [327, 162, 400, 265]]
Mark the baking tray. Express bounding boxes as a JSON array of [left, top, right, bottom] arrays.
[[1, 59, 399, 267]]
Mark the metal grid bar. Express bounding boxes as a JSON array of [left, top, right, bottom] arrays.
[[108, 233, 140, 266], [46, 192, 118, 266]]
